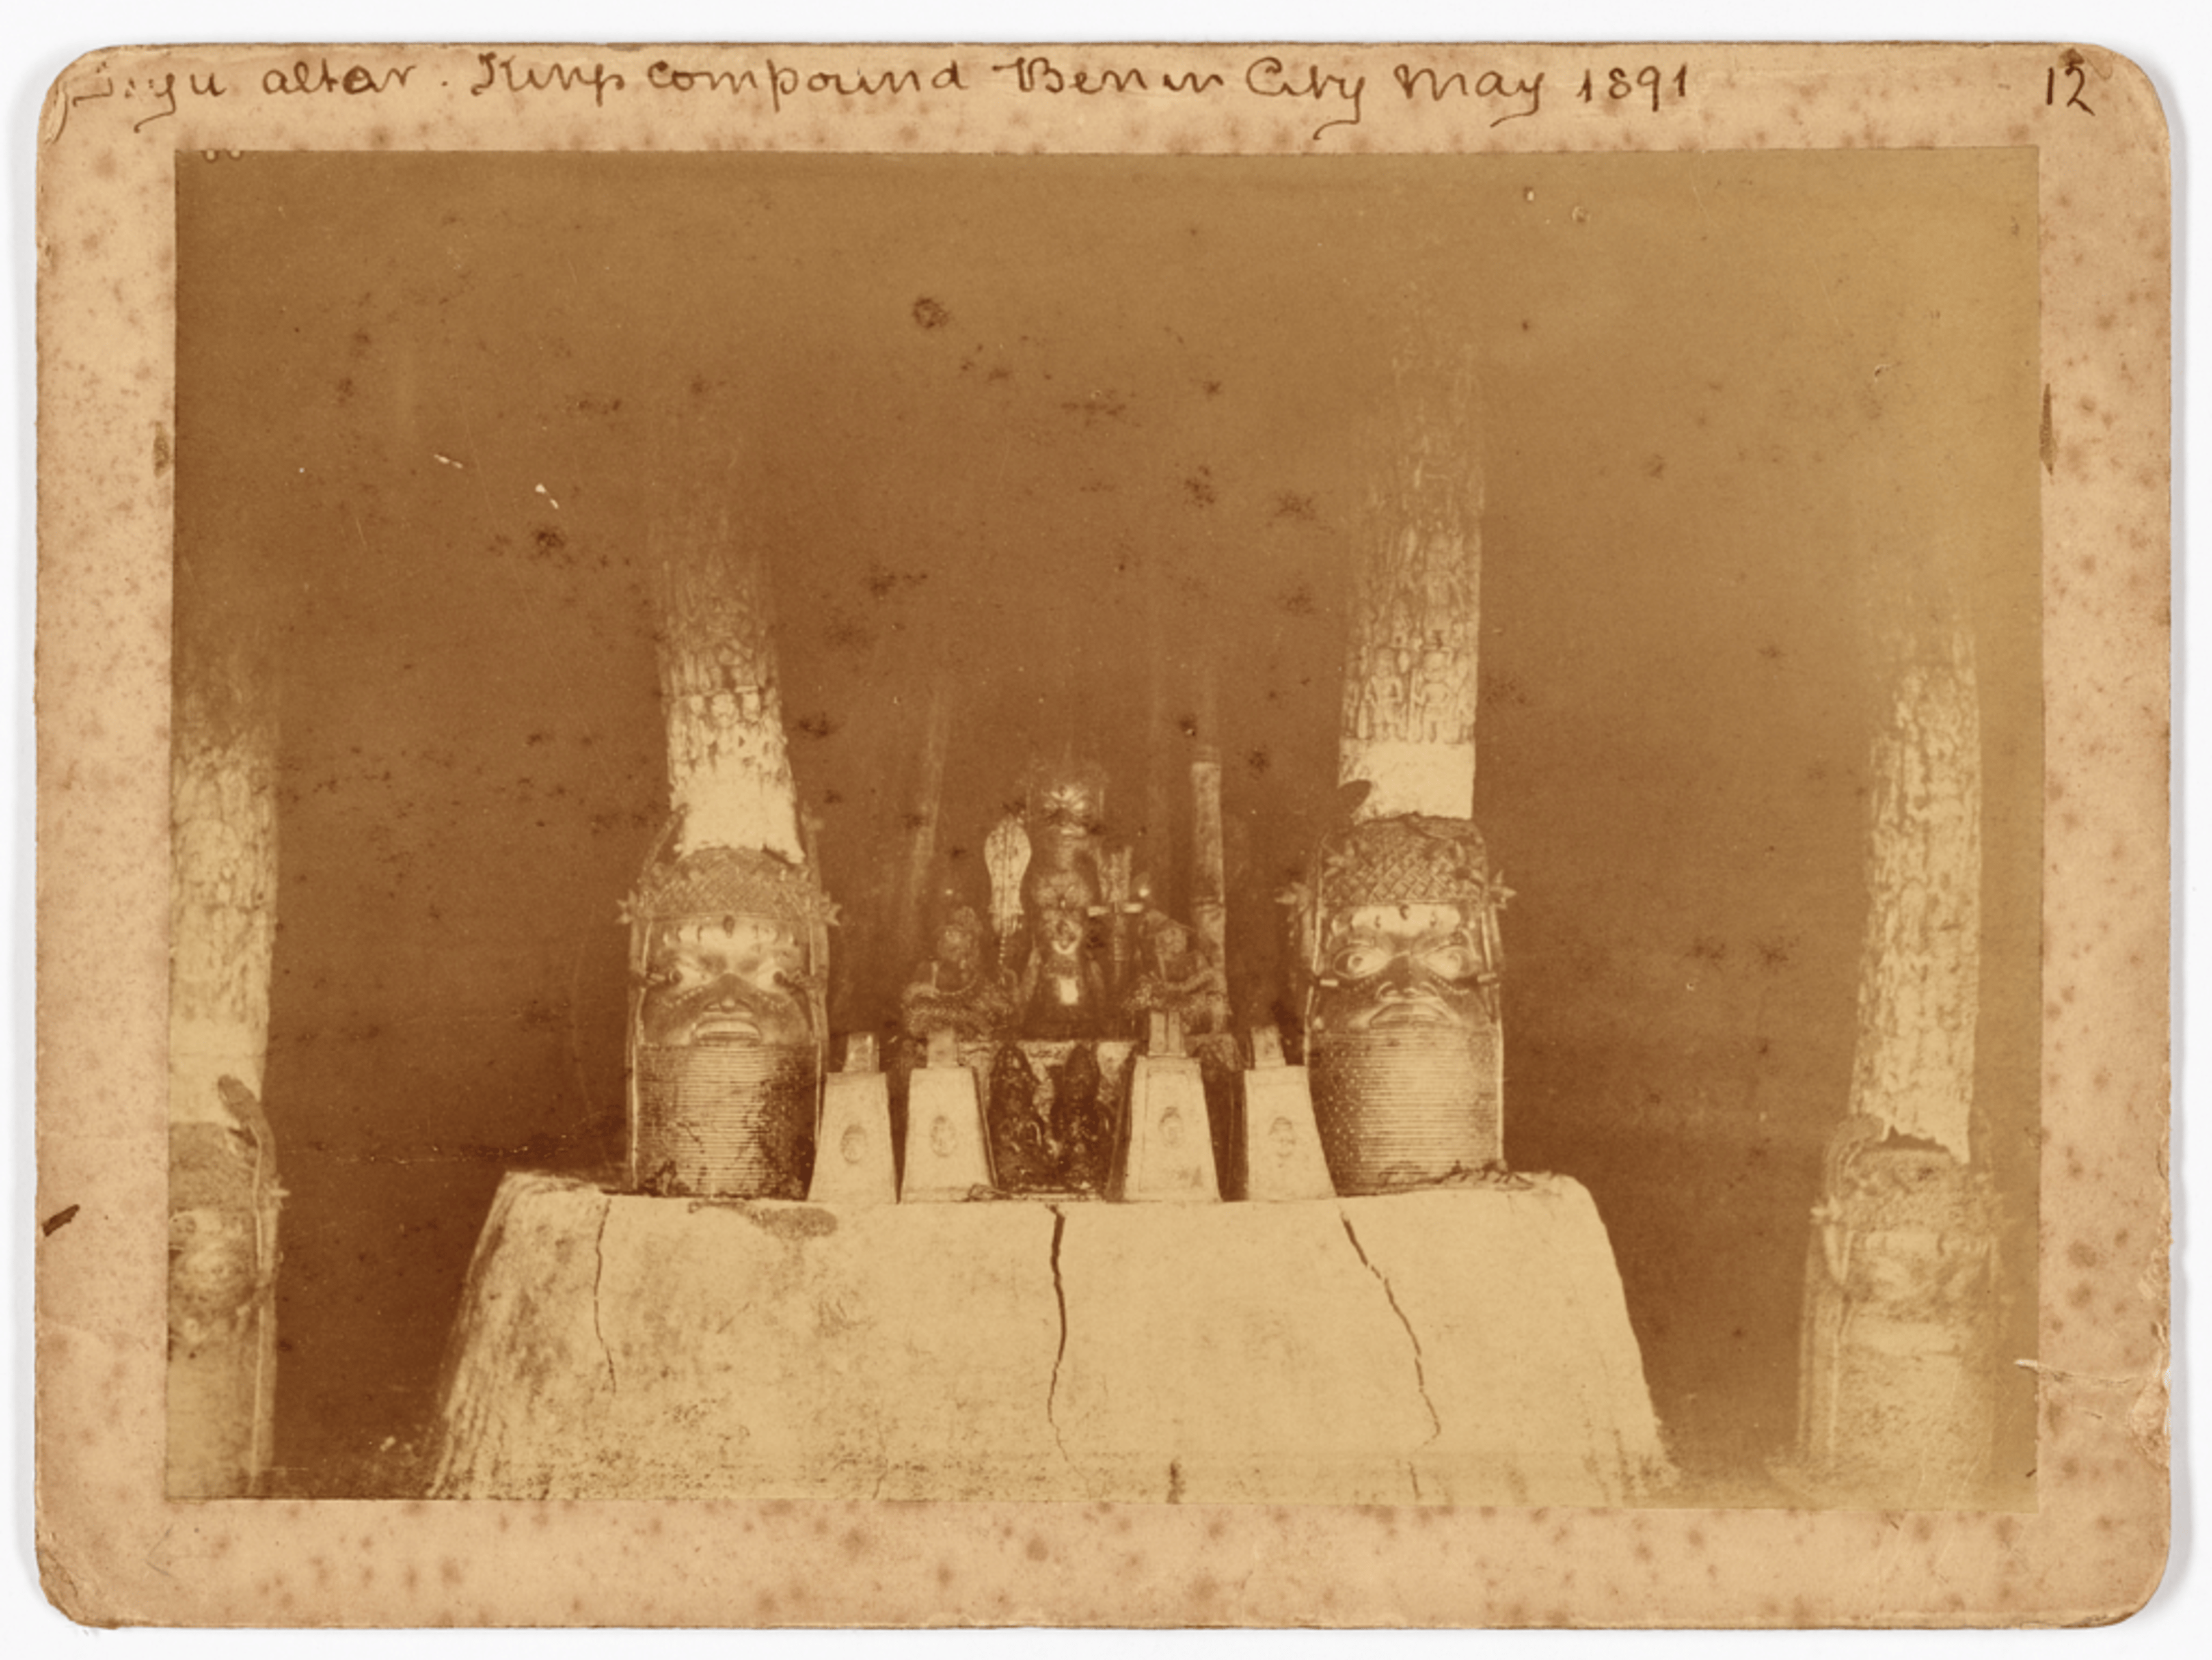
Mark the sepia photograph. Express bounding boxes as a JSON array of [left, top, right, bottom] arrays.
[[168, 142, 2041, 1510], [32, 37, 2171, 1629]]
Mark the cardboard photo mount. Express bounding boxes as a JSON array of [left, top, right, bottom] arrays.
[[34, 41, 2170, 1627]]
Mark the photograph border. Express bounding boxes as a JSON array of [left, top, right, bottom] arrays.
[[32, 39, 2170, 1627]]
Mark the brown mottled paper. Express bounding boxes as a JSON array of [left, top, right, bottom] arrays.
[[35, 41, 2168, 1626]]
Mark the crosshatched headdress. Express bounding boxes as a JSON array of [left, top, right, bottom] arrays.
[[1315, 815, 1493, 909]]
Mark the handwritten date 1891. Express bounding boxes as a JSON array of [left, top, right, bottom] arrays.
[[1577, 66, 1689, 113]]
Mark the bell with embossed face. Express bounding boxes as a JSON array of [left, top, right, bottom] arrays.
[[1303, 815, 1509, 1193], [624, 844, 832, 1199]]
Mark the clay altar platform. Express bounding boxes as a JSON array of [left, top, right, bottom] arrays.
[[431, 1170, 1674, 1505]]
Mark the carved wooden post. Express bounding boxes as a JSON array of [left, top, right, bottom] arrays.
[[1338, 332, 1482, 821], [1300, 324, 1508, 1191], [168, 629, 282, 1497], [624, 390, 831, 1198], [1791, 619, 1997, 1502], [1850, 625, 1983, 1158], [649, 500, 805, 868]]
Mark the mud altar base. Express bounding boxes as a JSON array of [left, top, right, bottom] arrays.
[[433, 1170, 1671, 1505]]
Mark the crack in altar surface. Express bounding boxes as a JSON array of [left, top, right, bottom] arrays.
[[1340, 1211, 1439, 1498], [1045, 1204, 1076, 1471], [590, 1200, 617, 1396]]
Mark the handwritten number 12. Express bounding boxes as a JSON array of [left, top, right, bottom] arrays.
[[2046, 64, 2094, 115]]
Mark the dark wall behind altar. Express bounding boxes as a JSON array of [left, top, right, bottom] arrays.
[[176, 150, 2042, 1496]]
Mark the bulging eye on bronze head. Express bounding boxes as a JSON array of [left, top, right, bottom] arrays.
[[1332, 938, 1477, 981]]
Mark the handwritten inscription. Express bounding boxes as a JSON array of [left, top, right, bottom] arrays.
[[1392, 65, 1545, 126], [49, 49, 1695, 145], [49, 58, 402, 139], [264, 59, 416, 97], [1575, 65, 1688, 113], [991, 56, 1214, 97], [648, 58, 967, 111], [988, 55, 1546, 140], [471, 54, 623, 108], [1244, 57, 1366, 140]]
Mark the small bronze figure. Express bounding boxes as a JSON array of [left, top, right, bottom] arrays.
[[1122, 898, 1230, 1037], [899, 905, 1014, 1044]]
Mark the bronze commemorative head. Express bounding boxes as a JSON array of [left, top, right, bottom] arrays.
[[624, 844, 834, 1198], [1302, 815, 1509, 1191]]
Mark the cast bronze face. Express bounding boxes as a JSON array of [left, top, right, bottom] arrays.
[[639, 912, 810, 1048], [932, 917, 983, 988], [1141, 911, 1199, 977], [1031, 777, 1103, 837], [1315, 901, 1483, 1034], [1041, 903, 1090, 960], [1027, 864, 1096, 960]]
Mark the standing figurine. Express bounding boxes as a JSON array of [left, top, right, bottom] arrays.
[[1123, 903, 1229, 1037], [1010, 757, 1114, 1040], [1015, 867, 1111, 1039]]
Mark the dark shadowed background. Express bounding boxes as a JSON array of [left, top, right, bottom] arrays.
[[176, 149, 2041, 1499]]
